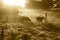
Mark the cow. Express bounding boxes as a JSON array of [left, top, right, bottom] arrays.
[[36, 16, 45, 25], [19, 16, 31, 22], [19, 16, 35, 27]]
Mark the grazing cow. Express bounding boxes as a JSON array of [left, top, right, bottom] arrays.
[[22, 17, 31, 21], [36, 17, 45, 24], [19, 16, 31, 22], [19, 16, 35, 26]]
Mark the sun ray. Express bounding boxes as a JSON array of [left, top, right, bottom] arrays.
[[2, 0, 26, 7]]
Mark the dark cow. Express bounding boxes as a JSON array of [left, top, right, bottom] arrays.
[[36, 17, 45, 24], [19, 16, 31, 22], [19, 16, 35, 26]]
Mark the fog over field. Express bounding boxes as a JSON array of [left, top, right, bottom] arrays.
[[0, 0, 60, 40]]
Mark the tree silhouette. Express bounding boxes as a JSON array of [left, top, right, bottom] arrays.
[[26, 0, 60, 10]]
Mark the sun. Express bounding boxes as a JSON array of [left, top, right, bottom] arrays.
[[2, 0, 26, 7]]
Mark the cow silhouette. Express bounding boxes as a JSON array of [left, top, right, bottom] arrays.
[[19, 16, 35, 26], [19, 16, 31, 23], [36, 17, 45, 24]]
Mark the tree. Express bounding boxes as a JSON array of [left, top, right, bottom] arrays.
[[26, 0, 53, 10], [26, 0, 60, 11]]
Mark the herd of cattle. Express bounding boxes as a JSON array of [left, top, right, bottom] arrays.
[[19, 16, 46, 25]]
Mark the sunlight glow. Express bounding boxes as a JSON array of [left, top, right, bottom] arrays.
[[2, 0, 26, 7]]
